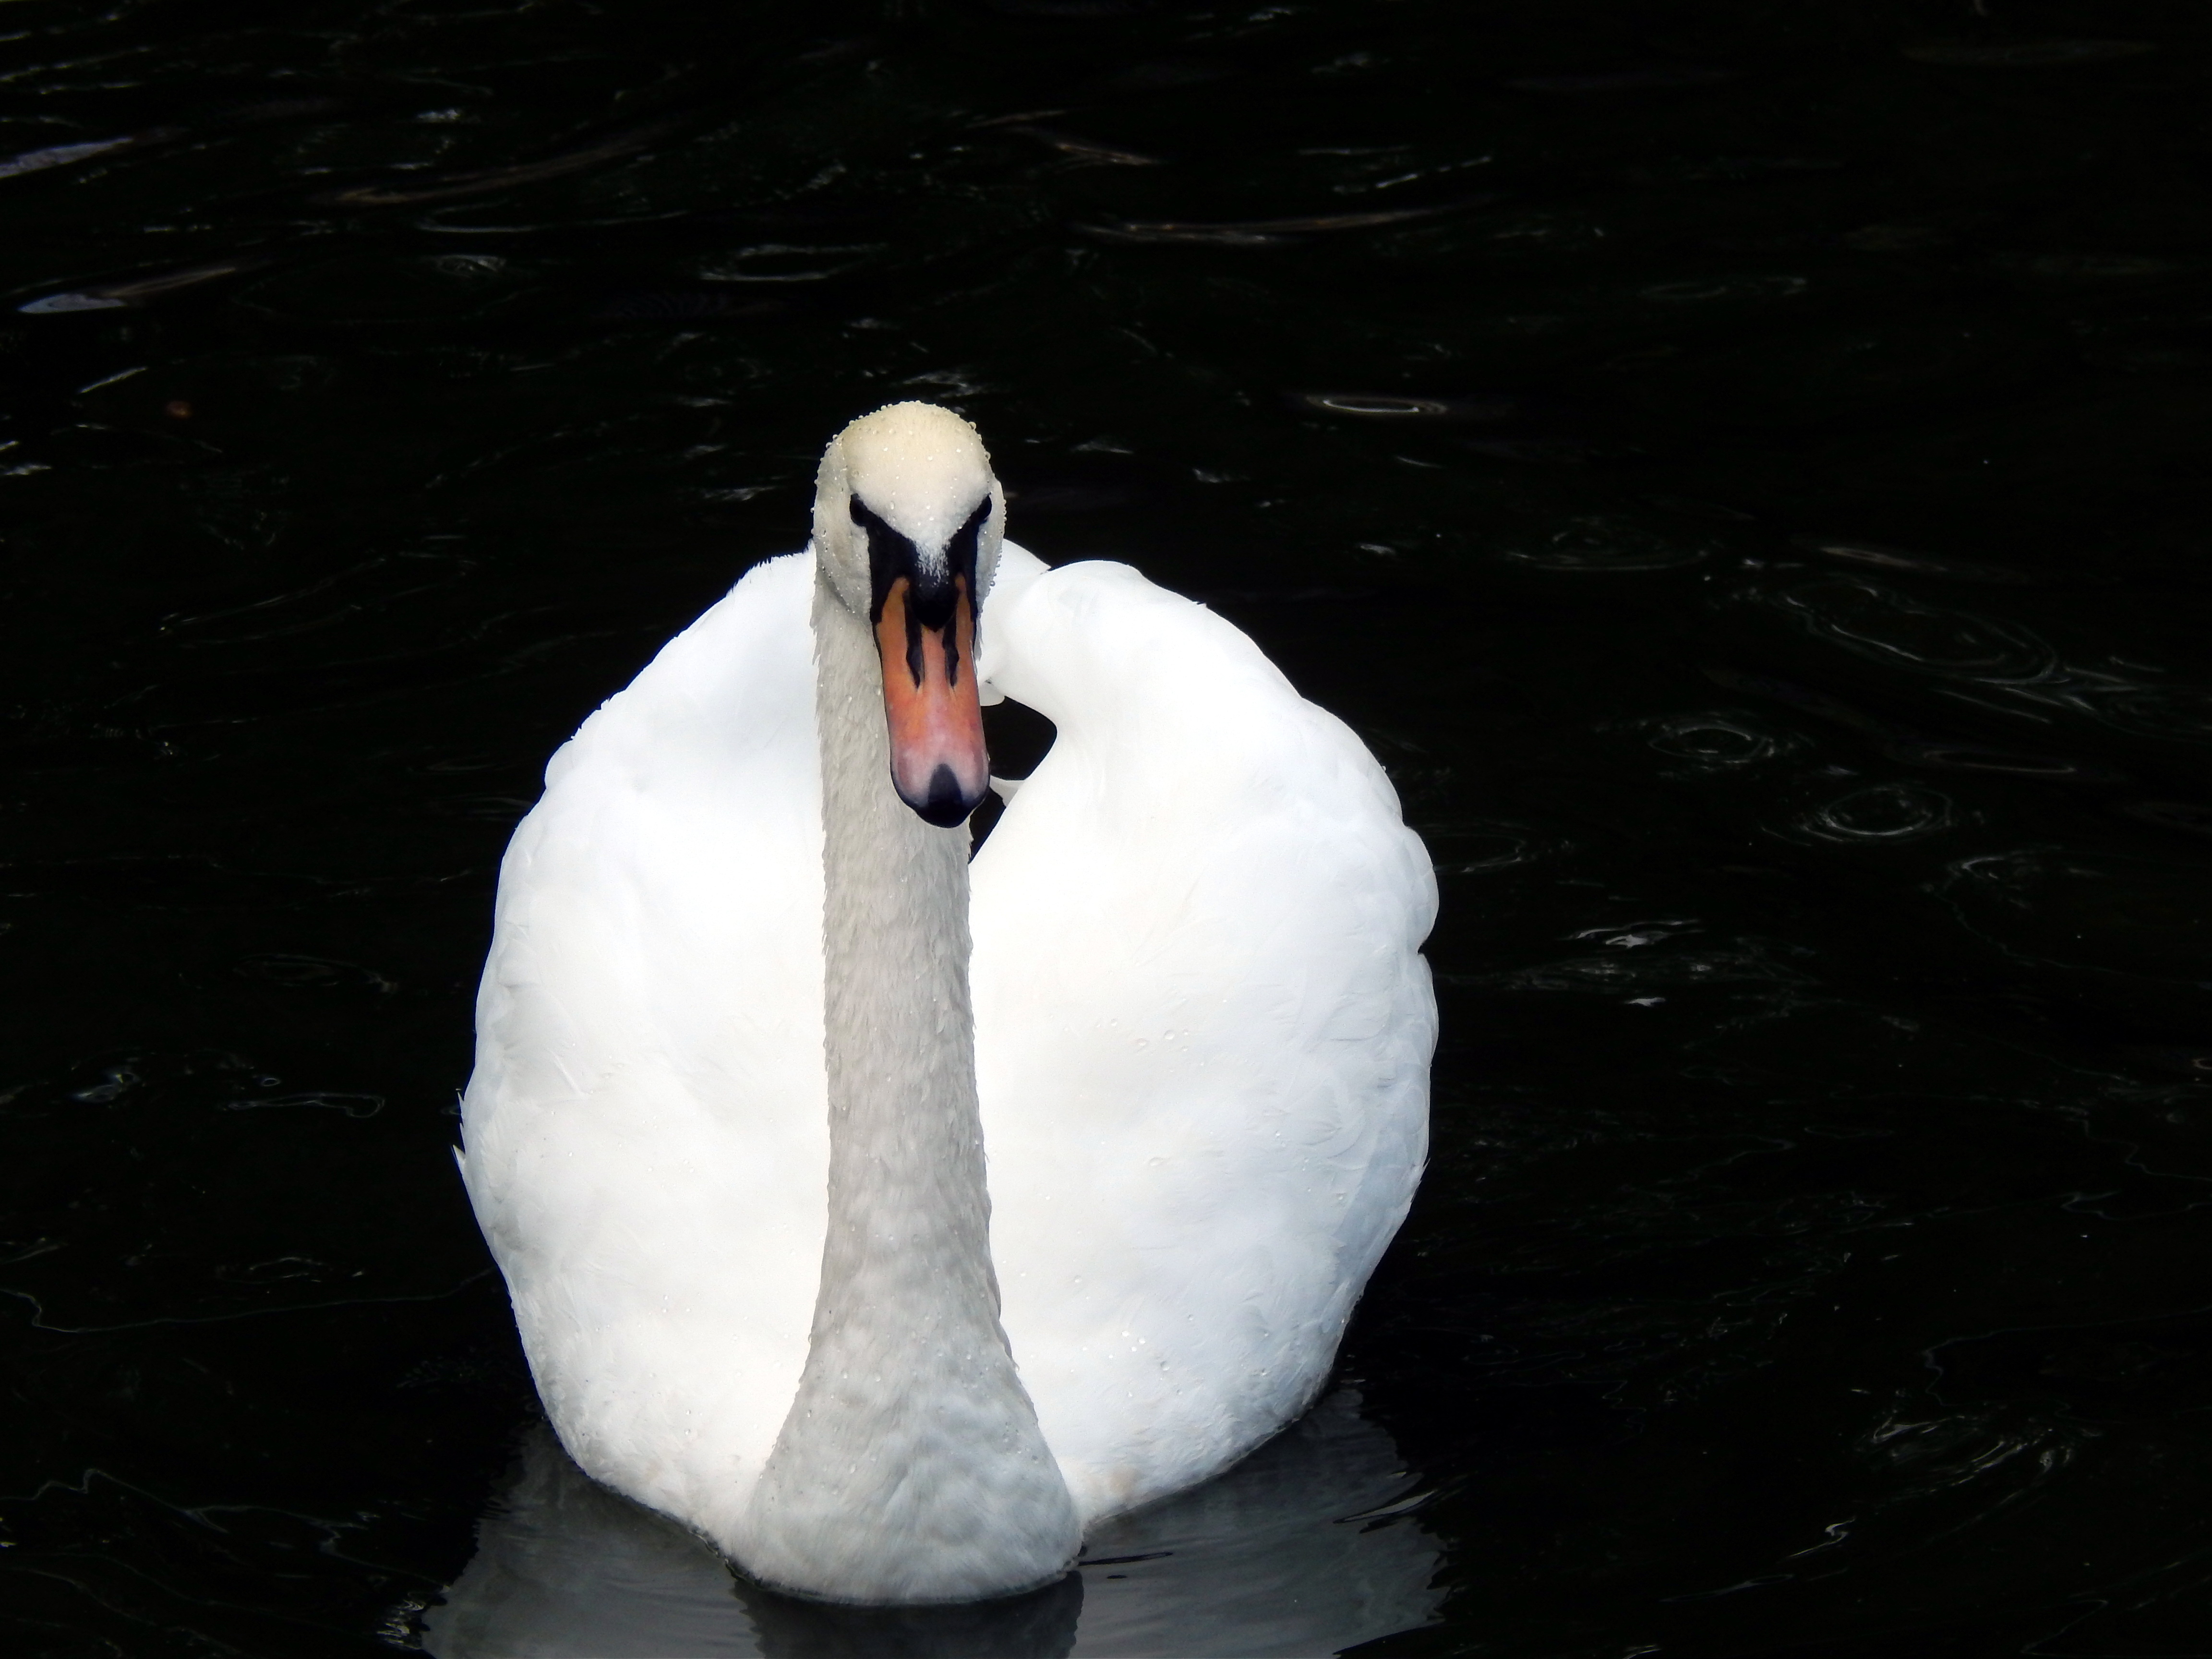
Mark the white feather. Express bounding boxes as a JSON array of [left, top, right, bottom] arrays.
[[460, 531, 1435, 1584]]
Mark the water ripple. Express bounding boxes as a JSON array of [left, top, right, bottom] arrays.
[[2003, 667, 2212, 742], [1903, 40, 2155, 68], [1640, 274, 1808, 304], [1421, 818, 1554, 875], [1793, 538, 2043, 585], [1080, 204, 1467, 245], [221, 1091, 385, 1118], [1937, 849, 2212, 981], [1793, 782, 1956, 844], [1504, 515, 1714, 571], [1635, 711, 1798, 774], [1768, 577, 2056, 679]]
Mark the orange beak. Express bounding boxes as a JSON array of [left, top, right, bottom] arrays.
[[875, 573, 989, 827]]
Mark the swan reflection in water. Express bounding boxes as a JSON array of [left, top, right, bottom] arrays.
[[423, 1388, 1442, 1659]]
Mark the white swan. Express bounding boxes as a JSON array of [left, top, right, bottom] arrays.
[[457, 402, 1436, 1606]]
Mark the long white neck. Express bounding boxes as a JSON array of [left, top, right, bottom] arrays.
[[742, 558, 1079, 1605]]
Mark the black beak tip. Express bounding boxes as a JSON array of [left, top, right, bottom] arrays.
[[904, 763, 984, 828]]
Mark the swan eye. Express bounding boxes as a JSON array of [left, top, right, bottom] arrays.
[[944, 494, 991, 576]]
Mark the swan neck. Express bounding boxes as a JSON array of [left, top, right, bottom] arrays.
[[741, 554, 1077, 1605]]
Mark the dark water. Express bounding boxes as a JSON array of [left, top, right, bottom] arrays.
[[5, 0, 2212, 1652]]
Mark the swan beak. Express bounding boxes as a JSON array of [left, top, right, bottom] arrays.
[[875, 574, 990, 827]]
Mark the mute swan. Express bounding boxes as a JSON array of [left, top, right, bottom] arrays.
[[457, 402, 1436, 1606]]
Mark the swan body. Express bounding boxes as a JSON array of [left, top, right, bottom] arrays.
[[459, 404, 1436, 1603]]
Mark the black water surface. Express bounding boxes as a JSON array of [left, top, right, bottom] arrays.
[[5, 1, 2212, 1653]]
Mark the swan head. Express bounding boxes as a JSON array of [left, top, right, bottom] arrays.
[[813, 402, 1005, 828]]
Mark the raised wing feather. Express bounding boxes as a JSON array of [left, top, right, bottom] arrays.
[[460, 552, 827, 1549], [973, 555, 1436, 1522]]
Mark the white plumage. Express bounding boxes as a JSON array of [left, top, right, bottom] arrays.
[[459, 404, 1435, 1603]]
